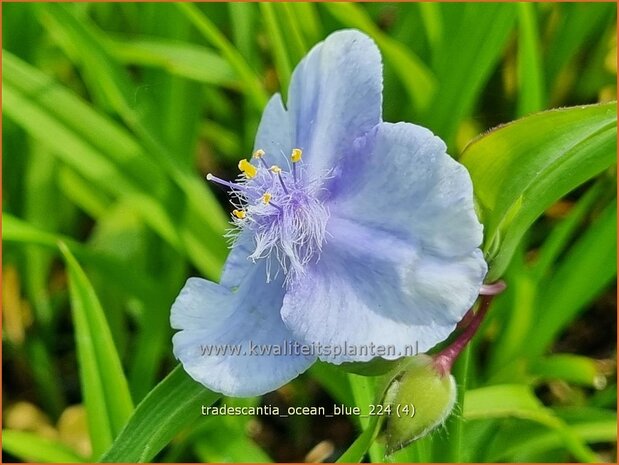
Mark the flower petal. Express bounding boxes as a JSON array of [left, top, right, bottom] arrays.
[[287, 29, 383, 179], [280, 217, 487, 364], [329, 122, 484, 257], [253, 93, 292, 166], [171, 263, 315, 397], [219, 231, 255, 288]]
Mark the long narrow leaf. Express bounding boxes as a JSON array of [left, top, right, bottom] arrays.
[[279, 3, 310, 62], [461, 102, 617, 280], [34, 3, 231, 273], [517, 3, 545, 116], [347, 374, 383, 461], [177, 2, 268, 111], [527, 200, 617, 356], [323, 2, 437, 112], [2, 430, 86, 463], [336, 414, 382, 463], [465, 385, 599, 462], [531, 354, 609, 389], [260, 2, 292, 94], [109, 37, 237, 87], [4, 214, 163, 307], [100, 365, 220, 462], [59, 243, 134, 458], [3, 52, 228, 278], [423, 3, 516, 145]]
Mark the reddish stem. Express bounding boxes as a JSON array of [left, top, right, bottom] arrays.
[[433, 281, 505, 376], [480, 281, 507, 296]]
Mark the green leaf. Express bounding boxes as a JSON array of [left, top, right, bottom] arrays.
[[323, 2, 437, 112], [193, 423, 272, 463], [4, 212, 181, 402], [461, 102, 617, 280], [530, 354, 608, 389], [545, 3, 615, 88], [19, 144, 68, 416], [464, 384, 546, 416], [2, 430, 86, 463], [100, 365, 220, 462], [36, 3, 136, 118], [260, 2, 292, 94], [58, 166, 110, 219], [2, 49, 162, 193], [109, 37, 237, 87], [531, 180, 606, 278], [417, 3, 443, 50], [177, 2, 268, 111], [3, 214, 164, 309], [3, 51, 228, 278], [526, 200, 617, 356], [34, 3, 231, 271], [347, 374, 384, 461], [126, 4, 204, 165], [423, 3, 516, 145], [36, 2, 230, 219], [59, 243, 134, 458], [229, 3, 259, 65], [484, 417, 617, 462], [437, 345, 471, 462], [278, 3, 310, 62], [516, 3, 545, 116], [288, 3, 321, 45], [309, 362, 355, 407], [200, 120, 242, 159], [336, 414, 382, 463], [464, 384, 599, 462], [2, 77, 136, 196]]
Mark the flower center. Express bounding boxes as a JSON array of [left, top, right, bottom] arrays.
[[207, 148, 329, 283]]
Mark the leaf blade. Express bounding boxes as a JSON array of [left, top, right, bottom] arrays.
[[59, 243, 134, 458], [323, 2, 437, 112], [464, 384, 599, 462], [100, 365, 220, 462], [527, 200, 617, 356], [516, 3, 545, 116], [461, 102, 617, 279], [177, 2, 268, 111], [2, 430, 86, 463]]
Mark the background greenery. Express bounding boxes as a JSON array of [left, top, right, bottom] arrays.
[[2, 2, 617, 463]]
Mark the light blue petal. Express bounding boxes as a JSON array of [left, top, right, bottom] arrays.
[[281, 121, 488, 364], [287, 29, 382, 178], [280, 217, 487, 365], [219, 231, 254, 288], [251, 30, 382, 184], [253, 93, 292, 166], [171, 262, 315, 397], [329, 122, 484, 258]]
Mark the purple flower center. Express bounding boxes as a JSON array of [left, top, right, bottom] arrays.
[[207, 149, 329, 283]]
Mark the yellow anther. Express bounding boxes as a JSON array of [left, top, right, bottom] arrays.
[[253, 149, 265, 159], [232, 209, 246, 219], [238, 159, 257, 179], [270, 165, 282, 174], [291, 148, 302, 163], [262, 192, 272, 205]]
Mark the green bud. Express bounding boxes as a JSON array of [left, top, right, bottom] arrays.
[[381, 355, 457, 454]]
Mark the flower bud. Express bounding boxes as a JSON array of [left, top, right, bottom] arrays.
[[381, 355, 457, 454]]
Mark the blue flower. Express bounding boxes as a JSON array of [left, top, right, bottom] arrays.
[[171, 30, 487, 397]]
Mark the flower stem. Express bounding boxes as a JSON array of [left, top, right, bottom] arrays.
[[447, 344, 470, 462], [434, 280, 505, 376], [480, 280, 507, 295]]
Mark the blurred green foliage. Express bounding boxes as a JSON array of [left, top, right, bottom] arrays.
[[2, 2, 617, 463]]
